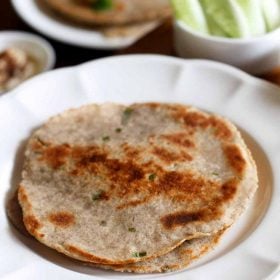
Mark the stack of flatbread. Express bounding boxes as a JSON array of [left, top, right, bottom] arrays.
[[7, 103, 258, 273], [39, 0, 172, 38]]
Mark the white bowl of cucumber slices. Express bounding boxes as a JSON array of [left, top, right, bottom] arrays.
[[173, 0, 280, 74]]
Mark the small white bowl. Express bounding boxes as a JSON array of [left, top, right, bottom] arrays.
[[174, 20, 280, 74], [0, 31, 55, 73]]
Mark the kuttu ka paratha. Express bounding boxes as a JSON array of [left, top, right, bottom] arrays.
[[18, 103, 258, 265], [7, 189, 225, 273], [42, 0, 172, 26], [93, 230, 225, 273]]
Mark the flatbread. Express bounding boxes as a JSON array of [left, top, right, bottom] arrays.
[[94, 231, 225, 273], [18, 103, 258, 265], [7, 190, 225, 273], [42, 0, 171, 26]]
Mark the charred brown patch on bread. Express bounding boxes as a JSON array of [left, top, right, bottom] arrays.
[[223, 144, 246, 175], [170, 107, 233, 141], [152, 147, 192, 163], [122, 143, 140, 158], [158, 171, 218, 199], [160, 211, 205, 229], [23, 215, 41, 235], [18, 185, 32, 211], [117, 197, 150, 210], [221, 178, 238, 201], [182, 112, 209, 128], [209, 117, 233, 140], [39, 143, 71, 169], [179, 248, 193, 257], [31, 138, 45, 152], [161, 133, 195, 148], [161, 177, 238, 230], [18, 185, 28, 203], [48, 211, 75, 228]]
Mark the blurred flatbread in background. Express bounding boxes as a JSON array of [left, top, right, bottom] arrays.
[[36, 0, 170, 39], [99, 21, 161, 38], [42, 0, 171, 26]]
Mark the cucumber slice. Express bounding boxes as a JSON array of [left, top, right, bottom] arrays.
[[207, 15, 230, 37], [262, 0, 280, 31], [171, 0, 209, 34], [236, 0, 266, 36], [199, 0, 250, 38]]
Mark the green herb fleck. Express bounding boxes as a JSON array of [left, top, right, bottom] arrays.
[[132, 251, 147, 258], [100, 220, 107, 226], [91, 0, 113, 11], [92, 190, 105, 201], [148, 173, 157, 181], [128, 227, 136, 232], [115, 128, 122, 133], [122, 107, 134, 124], [102, 136, 110, 142], [212, 172, 219, 176]]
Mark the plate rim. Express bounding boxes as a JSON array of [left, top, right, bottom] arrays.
[[10, 54, 280, 99]]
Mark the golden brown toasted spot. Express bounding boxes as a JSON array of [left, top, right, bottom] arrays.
[[138, 102, 161, 110], [223, 144, 246, 175], [152, 147, 192, 163], [48, 211, 75, 228], [121, 143, 140, 158], [183, 112, 209, 128], [160, 175, 239, 230], [179, 248, 193, 257], [18, 185, 28, 203], [170, 108, 233, 141], [39, 144, 71, 169], [105, 159, 145, 183], [18, 185, 32, 211], [78, 153, 107, 165], [116, 2, 125, 11], [209, 117, 233, 140], [161, 211, 205, 229], [23, 215, 41, 235], [31, 139, 44, 152], [221, 178, 238, 201], [70, 169, 79, 176], [117, 197, 149, 210], [158, 171, 217, 198], [161, 133, 195, 148]]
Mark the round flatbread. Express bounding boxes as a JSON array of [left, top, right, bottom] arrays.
[[7, 189, 225, 273], [42, 0, 172, 26], [94, 231, 225, 273], [18, 103, 258, 265]]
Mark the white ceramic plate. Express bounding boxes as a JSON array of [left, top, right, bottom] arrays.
[[0, 55, 280, 280], [11, 0, 160, 50]]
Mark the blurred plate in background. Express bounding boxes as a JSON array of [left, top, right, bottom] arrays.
[[11, 0, 162, 50]]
